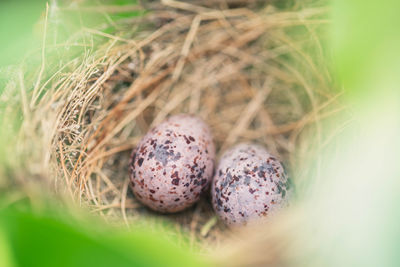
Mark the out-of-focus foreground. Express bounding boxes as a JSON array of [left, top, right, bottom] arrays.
[[0, 0, 399, 267]]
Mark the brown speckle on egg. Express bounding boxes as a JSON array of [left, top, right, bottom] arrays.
[[129, 114, 215, 213], [211, 143, 291, 226]]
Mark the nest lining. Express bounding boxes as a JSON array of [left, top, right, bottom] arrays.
[[7, 0, 340, 252]]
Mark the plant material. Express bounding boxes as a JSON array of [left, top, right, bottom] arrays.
[[0, 0, 335, 251], [0, 205, 207, 267]]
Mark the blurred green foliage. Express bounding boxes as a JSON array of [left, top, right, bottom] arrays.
[[0, 228, 15, 267], [333, 0, 400, 100], [0, 0, 143, 69], [303, 0, 400, 266], [0, 0, 47, 67], [1, 0, 400, 266], [0, 205, 206, 267]]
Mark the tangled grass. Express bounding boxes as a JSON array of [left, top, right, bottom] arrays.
[[0, 0, 343, 261]]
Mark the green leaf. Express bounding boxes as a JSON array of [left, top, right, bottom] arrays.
[[0, 1, 47, 67], [0, 207, 207, 267], [0, 229, 15, 267], [332, 0, 400, 101]]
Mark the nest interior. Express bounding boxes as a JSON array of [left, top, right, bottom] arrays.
[[4, 0, 340, 251]]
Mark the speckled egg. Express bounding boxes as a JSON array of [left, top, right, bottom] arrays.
[[212, 143, 291, 226], [129, 114, 215, 213]]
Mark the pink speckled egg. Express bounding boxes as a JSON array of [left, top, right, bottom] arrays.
[[212, 143, 291, 226], [129, 114, 215, 213]]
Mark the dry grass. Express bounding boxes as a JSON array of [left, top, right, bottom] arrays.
[[2, 0, 343, 257]]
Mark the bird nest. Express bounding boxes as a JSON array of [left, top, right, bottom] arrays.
[[7, 0, 340, 254]]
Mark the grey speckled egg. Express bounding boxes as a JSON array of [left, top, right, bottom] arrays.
[[212, 143, 291, 226], [129, 114, 215, 213]]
